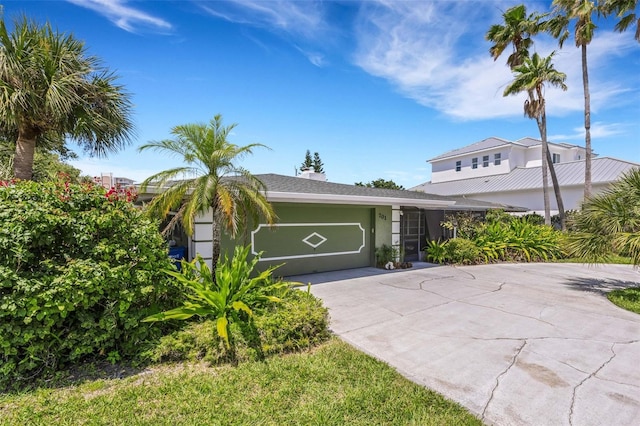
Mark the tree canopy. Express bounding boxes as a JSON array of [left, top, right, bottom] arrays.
[[0, 15, 134, 180], [355, 178, 405, 190]]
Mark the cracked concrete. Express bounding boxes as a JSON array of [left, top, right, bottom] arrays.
[[291, 263, 640, 426]]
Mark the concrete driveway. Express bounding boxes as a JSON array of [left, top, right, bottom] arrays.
[[293, 263, 640, 425]]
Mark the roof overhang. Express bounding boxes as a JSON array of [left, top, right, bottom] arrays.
[[266, 191, 455, 208]]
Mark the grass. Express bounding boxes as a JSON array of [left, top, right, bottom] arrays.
[[608, 287, 640, 315], [0, 338, 481, 426], [555, 254, 633, 265]]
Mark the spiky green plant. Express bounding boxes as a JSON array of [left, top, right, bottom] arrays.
[[144, 246, 290, 357]]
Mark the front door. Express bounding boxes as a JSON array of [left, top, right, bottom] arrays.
[[401, 209, 423, 262]]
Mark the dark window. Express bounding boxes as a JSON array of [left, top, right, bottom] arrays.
[[472, 157, 478, 169], [483, 155, 489, 167], [552, 153, 560, 164], [494, 153, 501, 166], [455, 160, 461, 172]]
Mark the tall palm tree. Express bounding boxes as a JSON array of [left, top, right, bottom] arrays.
[[139, 115, 277, 276], [486, 4, 545, 68], [504, 52, 568, 228], [567, 168, 640, 266], [603, 0, 639, 41], [548, 0, 599, 200], [487, 5, 566, 229], [0, 15, 134, 180]]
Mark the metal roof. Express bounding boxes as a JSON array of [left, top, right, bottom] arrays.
[[412, 157, 639, 196], [429, 136, 583, 162]]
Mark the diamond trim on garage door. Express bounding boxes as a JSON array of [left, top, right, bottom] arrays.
[[302, 232, 327, 248]]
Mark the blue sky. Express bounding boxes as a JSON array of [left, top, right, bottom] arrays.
[[7, 0, 639, 187]]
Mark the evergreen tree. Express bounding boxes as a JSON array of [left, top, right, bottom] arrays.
[[301, 150, 313, 170], [312, 152, 324, 173]]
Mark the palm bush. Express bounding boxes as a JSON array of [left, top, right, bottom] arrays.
[[424, 240, 448, 263], [566, 169, 640, 266]]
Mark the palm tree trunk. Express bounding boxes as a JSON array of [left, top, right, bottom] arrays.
[[14, 128, 37, 180], [542, 110, 566, 230], [211, 209, 221, 283], [536, 116, 551, 226], [582, 43, 592, 200]]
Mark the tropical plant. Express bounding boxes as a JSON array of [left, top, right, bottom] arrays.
[[0, 179, 179, 389], [139, 115, 277, 276], [143, 246, 290, 360], [148, 289, 330, 364], [566, 168, 640, 266], [603, 0, 639, 41], [503, 52, 568, 229], [441, 211, 483, 239], [486, 4, 545, 68], [548, 0, 600, 199], [486, 5, 566, 229], [0, 15, 133, 180], [424, 239, 448, 263], [375, 244, 398, 266]]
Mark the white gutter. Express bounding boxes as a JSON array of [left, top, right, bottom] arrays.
[[266, 191, 455, 208]]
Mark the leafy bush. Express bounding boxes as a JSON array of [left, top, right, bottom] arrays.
[[375, 244, 397, 266], [144, 246, 291, 360], [0, 180, 179, 389], [147, 289, 330, 364], [424, 240, 448, 263], [445, 238, 482, 265]]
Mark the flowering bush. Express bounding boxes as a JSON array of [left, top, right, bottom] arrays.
[[0, 180, 179, 389]]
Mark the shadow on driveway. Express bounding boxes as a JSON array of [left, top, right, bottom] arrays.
[[562, 276, 640, 295]]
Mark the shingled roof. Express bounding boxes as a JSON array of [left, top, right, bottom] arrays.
[[255, 174, 524, 211]]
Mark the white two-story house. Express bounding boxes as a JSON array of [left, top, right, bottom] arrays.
[[412, 137, 639, 215]]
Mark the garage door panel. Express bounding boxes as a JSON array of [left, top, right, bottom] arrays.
[[252, 223, 365, 261]]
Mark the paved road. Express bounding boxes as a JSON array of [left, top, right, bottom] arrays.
[[292, 263, 640, 426]]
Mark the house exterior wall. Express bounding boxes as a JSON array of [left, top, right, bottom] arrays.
[[459, 183, 611, 215], [431, 147, 513, 183], [192, 203, 377, 276]]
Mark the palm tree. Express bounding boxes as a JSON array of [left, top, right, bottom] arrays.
[[138, 115, 277, 276], [504, 52, 568, 228], [603, 0, 639, 41], [486, 4, 545, 68], [0, 15, 134, 180], [487, 5, 567, 229], [567, 168, 640, 266], [548, 0, 599, 200]]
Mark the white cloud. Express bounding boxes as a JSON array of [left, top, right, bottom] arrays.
[[67, 0, 172, 33], [352, 1, 638, 120], [549, 121, 628, 141], [200, 0, 326, 40]]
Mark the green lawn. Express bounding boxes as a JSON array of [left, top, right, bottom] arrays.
[[0, 338, 481, 425], [608, 287, 640, 315]]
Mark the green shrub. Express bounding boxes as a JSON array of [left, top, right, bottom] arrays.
[[445, 238, 482, 265], [375, 244, 397, 266], [143, 246, 290, 362], [424, 240, 448, 263], [147, 289, 330, 364], [0, 180, 179, 389]]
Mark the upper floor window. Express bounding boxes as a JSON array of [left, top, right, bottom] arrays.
[[455, 160, 461, 172], [552, 153, 560, 164], [494, 153, 501, 166], [472, 157, 478, 169], [482, 155, 489, 167]]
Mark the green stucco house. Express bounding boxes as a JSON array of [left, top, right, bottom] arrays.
[[140, 171, 520, 276]]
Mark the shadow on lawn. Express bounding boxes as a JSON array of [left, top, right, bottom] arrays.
[[562, 276, 640, 296]]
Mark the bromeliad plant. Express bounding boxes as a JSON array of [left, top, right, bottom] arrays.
[[143, 245, 290, 359]]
